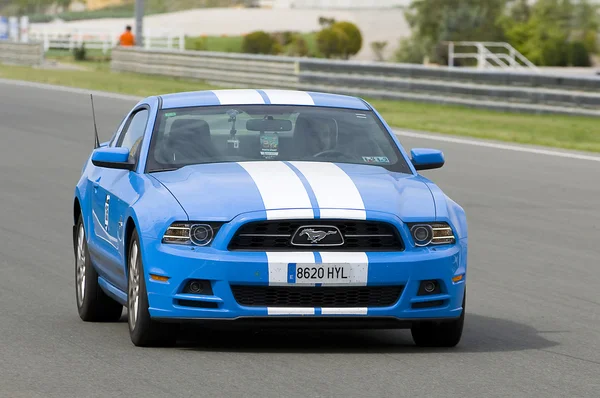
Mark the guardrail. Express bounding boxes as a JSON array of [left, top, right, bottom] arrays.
[[0, 41, 44, 66], [110, 47, 600, 117]]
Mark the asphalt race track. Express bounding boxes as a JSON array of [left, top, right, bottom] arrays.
[[1, 79, 599, 398]]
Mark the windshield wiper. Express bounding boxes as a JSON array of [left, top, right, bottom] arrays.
[[150, 167, 181, 173]]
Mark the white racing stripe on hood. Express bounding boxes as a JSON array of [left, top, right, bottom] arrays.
[[288, 162, 366, 220], [238, 161, 314, 220], [212, 89, 265, 105], [262, 89, 315, 105]]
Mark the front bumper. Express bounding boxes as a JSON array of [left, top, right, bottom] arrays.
[[140, 236, 467, 326]]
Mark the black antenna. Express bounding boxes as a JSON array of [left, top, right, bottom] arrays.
[[91, 94, 100, 149]]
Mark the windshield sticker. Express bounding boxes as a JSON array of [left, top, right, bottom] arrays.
[[227, 138, 240, 149], [164, 112, 177, 118], [260, 133, 279, 158], [362, 156, 390, 164], [356, 114, 367, 119]]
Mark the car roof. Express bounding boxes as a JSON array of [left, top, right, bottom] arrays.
[[158, 89, 371, 111]]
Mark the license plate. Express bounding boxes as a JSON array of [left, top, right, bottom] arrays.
[[291, 264, 352, 284]]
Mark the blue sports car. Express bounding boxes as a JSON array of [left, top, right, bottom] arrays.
[[73, 89, 467, 347]]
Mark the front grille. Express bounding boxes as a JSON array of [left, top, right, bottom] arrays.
[[231, 285, 404, 308], [228, 220, 404, 251]]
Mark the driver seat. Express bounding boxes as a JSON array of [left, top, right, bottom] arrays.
[[291, 114, 337, 157]]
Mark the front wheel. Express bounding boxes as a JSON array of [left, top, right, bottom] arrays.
[[127, 229, 178, 347], [75, 215, 123, 322], [410, 290, 466, 348]]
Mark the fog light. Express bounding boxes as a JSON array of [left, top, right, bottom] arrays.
[[423, 281, 436, 293], [183, 279, 214, 295], [418, 280, 441, 296], [189, 281, 204, 293]]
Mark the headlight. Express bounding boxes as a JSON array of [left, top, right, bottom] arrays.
[[162, 222, 222, 246], [408, 222, 455, 246]]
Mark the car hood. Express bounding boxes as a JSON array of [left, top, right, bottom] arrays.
[[151, 161, 436, 222]]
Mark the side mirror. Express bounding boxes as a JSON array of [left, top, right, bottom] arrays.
[[410, 148, 445, 171], [91, 147, 135, 170]]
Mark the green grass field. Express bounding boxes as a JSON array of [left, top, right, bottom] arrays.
[[1, 62, 598, 153]]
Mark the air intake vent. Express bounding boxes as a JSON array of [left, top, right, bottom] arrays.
[[231, 285, 404, 308]]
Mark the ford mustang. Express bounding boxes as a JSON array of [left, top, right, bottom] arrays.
[[72, 89, 468, 347]]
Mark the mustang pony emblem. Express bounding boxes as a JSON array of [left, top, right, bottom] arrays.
[[299, 228, 338, 243]]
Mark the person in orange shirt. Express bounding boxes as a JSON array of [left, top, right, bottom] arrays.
[[119, 25, 135, 47]]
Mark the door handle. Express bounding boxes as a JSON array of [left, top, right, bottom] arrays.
[[93, 177, 101, 193]]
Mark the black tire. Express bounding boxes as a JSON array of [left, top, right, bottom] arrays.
[[410, 289, 466, 348], [127, 229, 178, 347], [75, 215, 123, 322]]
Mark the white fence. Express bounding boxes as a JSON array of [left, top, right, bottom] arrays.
[[28, 28, 185, 53]]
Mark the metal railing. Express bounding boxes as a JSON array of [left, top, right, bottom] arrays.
[[109, 47, 600, 117], [27, 28, 185, 54], [446, 41, 540, 73]]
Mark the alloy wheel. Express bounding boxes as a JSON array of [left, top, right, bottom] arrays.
[[75, 223, 86, 307], [128, 242, 140, 330]]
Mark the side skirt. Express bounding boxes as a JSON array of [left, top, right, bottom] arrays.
[[98, 276, 127, 306]]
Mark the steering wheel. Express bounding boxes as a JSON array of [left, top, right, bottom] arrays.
[[313, 150, 347, 158]]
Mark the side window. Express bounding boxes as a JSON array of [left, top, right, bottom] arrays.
[[117, 109, 149, 163], [109, 115, 129, 147]]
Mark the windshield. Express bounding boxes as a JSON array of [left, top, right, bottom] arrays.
[[146, 105, 411, 173]]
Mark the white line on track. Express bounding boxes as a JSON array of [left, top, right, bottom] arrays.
[[395, 130, 600, 163], [2, 78, 598, 163]]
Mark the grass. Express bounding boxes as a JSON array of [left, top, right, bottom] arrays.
[[0, 62, 216, 97], [0, 62, 598, 153], [369, 100, 600, 153]]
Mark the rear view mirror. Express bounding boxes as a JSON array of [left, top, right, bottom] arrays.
[[91, 147, 135, 170], [246, 118, 293, 132], [410, 148, 445, 171]]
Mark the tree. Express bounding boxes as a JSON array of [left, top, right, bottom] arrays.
[[397, 0, 508, 64], [502, 0, 597, 66]]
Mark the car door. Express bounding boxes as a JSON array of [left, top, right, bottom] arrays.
[[89, 107, 149, 291]]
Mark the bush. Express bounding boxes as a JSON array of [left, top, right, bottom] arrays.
[[316, 27, 348, 59], [332, 21, 363, 59], [287, 35, 310, 57], [242, 31, 278, 55], [394, 37, 429, 64], [73, 44, 87, 61], [271, 31, 295, 47], [190, 37, 207, 51], [569, 41, 592, 67]]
